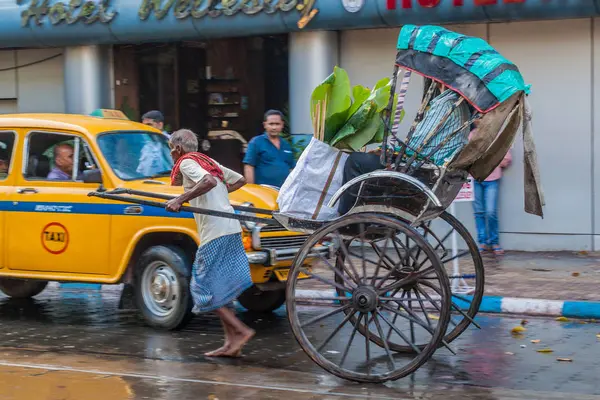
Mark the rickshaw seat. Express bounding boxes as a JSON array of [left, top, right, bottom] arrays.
[[328, 169, 442, 210]]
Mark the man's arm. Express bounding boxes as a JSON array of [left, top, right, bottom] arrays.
[[499, 149, 512, 168], [242, 139, 258, 184], [222, 164, 247, 192], [244, 164, 255, 184], [166, 174, 217, 212], [227, 176, 246, 193]]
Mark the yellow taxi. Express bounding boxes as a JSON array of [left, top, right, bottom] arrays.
[[0, 110, 328, 330]]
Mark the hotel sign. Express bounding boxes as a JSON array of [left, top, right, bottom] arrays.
[[19, 0, 318, 28], [19, 0, 117, 26], [138, 0, 318, 28]]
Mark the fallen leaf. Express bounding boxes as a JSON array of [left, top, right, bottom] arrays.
[[537, 348, 554, 353], [511, 326, 527, 334], [428, 314, 440, 320], [557, 358, 573, 362], [530, 339, 541, 344], [556, 316, 569, 322], [572, 272, 580, 277], [596, 334, 600, 339]]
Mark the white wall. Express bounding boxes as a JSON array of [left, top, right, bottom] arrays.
[[341, 20, 596, 251], [0, 49, 64, 114]]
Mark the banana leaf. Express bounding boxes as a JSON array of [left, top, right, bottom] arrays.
[[310, 66, 352, 143], [369, 77, 394, 112], [344, 110, 383, 151], [347, 84, 371, 118], [330, 77, 400, 150], [330, 100, 377, 149]]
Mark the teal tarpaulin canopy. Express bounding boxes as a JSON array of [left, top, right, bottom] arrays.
[[396, 25, 531, 113]]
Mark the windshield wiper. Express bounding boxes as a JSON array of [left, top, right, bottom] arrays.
[[148, 170, 172, 179]]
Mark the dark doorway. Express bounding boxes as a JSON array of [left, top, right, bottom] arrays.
[[177, 42, 208, 138], [263, 35, 289, 132], [136, 44, 178, 131], [136, 43, 208, 136]]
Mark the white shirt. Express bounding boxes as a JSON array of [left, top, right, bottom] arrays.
[[137, 141, 167, 176], [179, 159, 243, 246]]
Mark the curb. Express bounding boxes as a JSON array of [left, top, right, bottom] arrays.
[[295, 290, 600, 320]]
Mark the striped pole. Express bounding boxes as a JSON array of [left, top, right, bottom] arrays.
[[391, 69, 412, 137]]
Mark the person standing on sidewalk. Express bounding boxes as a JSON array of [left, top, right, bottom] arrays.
[[243, 109, 296, 188], [142, 110, 170, 138], [165, 129, 255, 357], [470, 124, 512, 256]]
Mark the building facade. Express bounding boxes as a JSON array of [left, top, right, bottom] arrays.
[[0, 0, 598, 250]]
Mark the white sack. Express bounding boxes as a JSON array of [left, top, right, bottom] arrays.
[[277, 138, 348, 221]]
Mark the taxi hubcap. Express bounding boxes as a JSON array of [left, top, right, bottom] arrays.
[[151, 274, 170, 303], [142, 261, 181, 318]]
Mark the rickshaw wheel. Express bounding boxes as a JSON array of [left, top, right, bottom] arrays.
[[286, 213, 451, 383], [336, 211, 484, 352]]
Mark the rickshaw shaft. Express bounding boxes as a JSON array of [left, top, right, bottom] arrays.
[[107, 188, 274, 215], [88, 192, 282, 226]]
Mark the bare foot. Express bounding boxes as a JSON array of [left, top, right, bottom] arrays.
[[223, 329, 255, 357], [205, 344, 231, 357]]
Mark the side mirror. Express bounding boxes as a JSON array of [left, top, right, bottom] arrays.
[[83, 169, 102, 184]]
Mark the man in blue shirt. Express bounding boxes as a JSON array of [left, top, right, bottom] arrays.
[[243, 110, 296, 188]]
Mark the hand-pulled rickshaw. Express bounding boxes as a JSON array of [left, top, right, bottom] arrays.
[[90, 25, 544, 383]]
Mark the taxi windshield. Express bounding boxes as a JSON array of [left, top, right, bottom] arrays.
[[97, 131, 173, 181]]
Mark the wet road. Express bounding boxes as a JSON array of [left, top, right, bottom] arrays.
[[0, 286, 599, 399]]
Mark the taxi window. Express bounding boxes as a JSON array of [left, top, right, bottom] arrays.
[[97, 131, 172, 181], [25, 132, 97, 182], [0, 131, 15, 181]]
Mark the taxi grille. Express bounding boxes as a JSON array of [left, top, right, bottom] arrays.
[[259, 235, 309, 250], [260, 224, 287, 233]]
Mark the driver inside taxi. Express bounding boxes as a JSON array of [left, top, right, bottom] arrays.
[[0, 157, 8, 179], [47, 143, 82, 181]]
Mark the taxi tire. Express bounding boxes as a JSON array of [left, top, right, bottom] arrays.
[[0, 278, 48, 299], [237, 285, 286, 313], [134, 245, 194, 331]]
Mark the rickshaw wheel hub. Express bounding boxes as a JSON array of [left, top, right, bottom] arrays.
[[352, 286, 378, 312]]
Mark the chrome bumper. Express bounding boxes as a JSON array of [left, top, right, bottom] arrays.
[[246, 244, 334, 266]]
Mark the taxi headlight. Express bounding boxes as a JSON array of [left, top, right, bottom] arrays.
[[239, 202, 257, 231]]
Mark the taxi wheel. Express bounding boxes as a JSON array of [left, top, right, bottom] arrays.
[[0, 278, 48, 299], [135, 245, 194, 330], [237, 285, 286, 313]]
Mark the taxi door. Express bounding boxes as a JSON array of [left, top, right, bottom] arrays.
[[5, 130, 111, 277], [0, 130, 17, 270]]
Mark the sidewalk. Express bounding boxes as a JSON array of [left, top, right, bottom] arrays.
[[474, 250, 600, 302]]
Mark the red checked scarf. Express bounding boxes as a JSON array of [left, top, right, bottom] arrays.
[[170, 152, 224, 186]]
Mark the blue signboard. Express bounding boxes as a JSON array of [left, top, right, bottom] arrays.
[[1, 0, 598, 48]]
